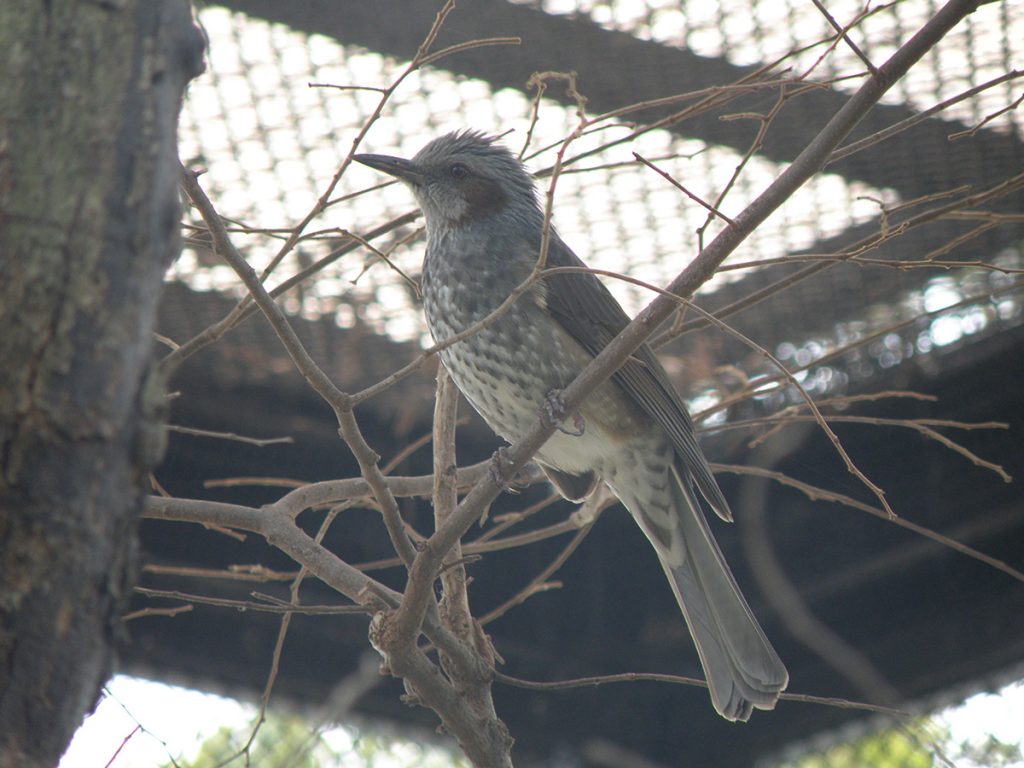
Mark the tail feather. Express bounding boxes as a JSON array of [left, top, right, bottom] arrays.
[[635, 466, 788, 721]]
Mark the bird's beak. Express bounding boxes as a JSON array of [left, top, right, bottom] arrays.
[[353, 153, 427, 186]]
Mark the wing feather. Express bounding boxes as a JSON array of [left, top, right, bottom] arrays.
[[542, 233, 732, 521]]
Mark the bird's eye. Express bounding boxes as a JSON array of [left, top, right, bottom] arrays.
[[449, 163, 469, 180]]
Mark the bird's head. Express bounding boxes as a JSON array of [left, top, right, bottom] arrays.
[[355, 130, 540, 231]]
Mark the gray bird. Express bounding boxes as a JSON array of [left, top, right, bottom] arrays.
[[355, 131, 787, 721]]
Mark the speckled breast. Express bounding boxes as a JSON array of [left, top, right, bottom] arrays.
[[422, 273, 578, 443]]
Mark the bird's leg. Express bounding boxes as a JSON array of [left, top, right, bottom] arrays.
[[541, 389, 585, 437]]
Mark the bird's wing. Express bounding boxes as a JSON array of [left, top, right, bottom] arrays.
[[542, 233, 732, 521]]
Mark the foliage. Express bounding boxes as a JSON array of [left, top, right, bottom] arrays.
[[162, 709, 467, 768], [777, 717, 1024, 768], [781, 723, 936, 768], [952, 733, 1024, 768], [163, 711, 330, 768]]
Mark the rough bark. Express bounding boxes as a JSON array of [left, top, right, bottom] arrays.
[[0, 2, 203, 764]]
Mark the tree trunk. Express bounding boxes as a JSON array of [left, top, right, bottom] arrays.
[[0, 2, 203, 764]]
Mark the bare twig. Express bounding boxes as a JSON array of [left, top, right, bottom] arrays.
[[166, 424, 293, 446], [809, 0, 877, 75], [830, 69, 1024, 162], [475, 492, 562, 542], [309, 82, 387, 94], [655, 173, 1024, 348], [161, 210, 419, 371], [418, 36, 521, 68], [101, 725, 143, 768], [947, 89, 1024, 140], [142, 563, 298, 582], [204, 476, 307, 489], [632, 152, 737, 227], [712, 463, 1024, 584], [344, 228, 421, 295], [698, 81, 792, 249], [735, 412, 1010, 480], [132, 587, 368, 616], [382, 416, 467, 474], [696, 279, 1024, 421], [494, 671, 907, 717], [122, 604, 193, 621], [247, 503, 352, 752], [479, 490, 614, 627], [349, 514, 588, 575]]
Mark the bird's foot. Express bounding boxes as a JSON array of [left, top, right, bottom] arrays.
[[541, 389, 585, 436], [488, 446, 532, 494]]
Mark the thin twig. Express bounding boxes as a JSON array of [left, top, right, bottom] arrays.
[[121, 604, 193, 621], [632, 152, 737, 227], [133, 587, 367, 616], [479, 492, 613, 627], [712, 410, 1010, 481], [655, 172, 1024, 349], [809, 0, 877, 75], [947, 89, 1024, 140], [494, 672, 907, 717], [204, 476, 307, 489], [309, 82, 387, 94], [695, 278, 1024, 421], [382, 417, 467, 474], [831, 69, 1024, 162], [712, 463, 1024, 584], [142, 563, 298, 582], [417, 36, 521, 68], [343, 228, 421, 296], [166, 424, 293, 446]]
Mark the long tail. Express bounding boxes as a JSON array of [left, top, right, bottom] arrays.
[[635, 466, 788, 721]]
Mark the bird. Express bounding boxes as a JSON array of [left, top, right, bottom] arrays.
[[355, 130, 788, 721]]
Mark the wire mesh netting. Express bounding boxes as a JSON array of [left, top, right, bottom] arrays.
[[176, 1, 1015, 331], [166, 3, 1024, 763], [179, 2, 898, 340], [175, 0, 1023, 412]]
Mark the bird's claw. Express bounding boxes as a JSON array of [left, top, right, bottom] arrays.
[[541, 389, 585, 437], [489, 447, 531, 494]]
